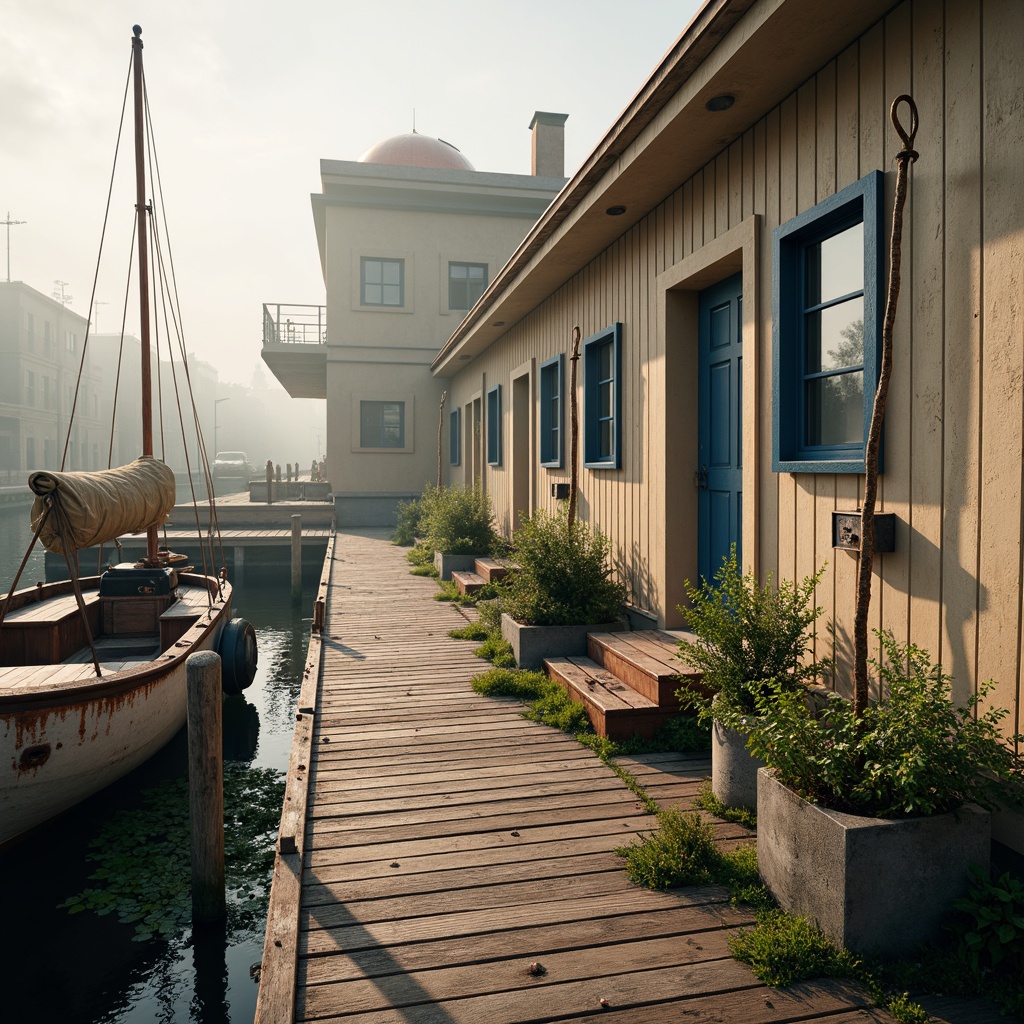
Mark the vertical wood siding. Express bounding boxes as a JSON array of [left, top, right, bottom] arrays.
[[445, 0, 1022, 737]]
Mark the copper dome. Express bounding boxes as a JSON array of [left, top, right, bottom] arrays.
[[358, 131, 476, 171]]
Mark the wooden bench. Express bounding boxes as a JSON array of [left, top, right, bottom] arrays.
[[1, 591, 102, 666], [159, 597, 204, 649]]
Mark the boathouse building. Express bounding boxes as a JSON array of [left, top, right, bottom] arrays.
[[433, 0, 1024, 853]]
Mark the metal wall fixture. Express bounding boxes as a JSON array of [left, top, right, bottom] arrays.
[[832, 510, 896, 553]]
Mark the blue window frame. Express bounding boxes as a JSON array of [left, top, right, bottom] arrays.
[[772, 170, 883, 473], [583, 323, 622, 469], [486, 384, 501, 466], [539, 354, 563, 468], [449, 407, 461, 465]]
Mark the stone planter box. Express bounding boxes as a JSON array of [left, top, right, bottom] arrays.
[[501, 613, 627, 670], [433, 552, 479, 581], [757, 768, 990, 956], [711, 719, 765, 812]]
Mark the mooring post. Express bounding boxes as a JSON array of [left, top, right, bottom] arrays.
[[291, 513, 302, 599], [265, 460, 273, 505], [187, 650, 225, 926]]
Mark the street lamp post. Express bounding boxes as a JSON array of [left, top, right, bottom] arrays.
[[213, 398, 230, 459]]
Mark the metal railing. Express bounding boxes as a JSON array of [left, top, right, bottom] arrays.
[[262, 304, 327, 346]]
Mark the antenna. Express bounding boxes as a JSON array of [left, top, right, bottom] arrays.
[[53, 279, 73, 307], [2, 211, 27, 282], [412, 108, 416, 133], [92, 299, 108, 332]]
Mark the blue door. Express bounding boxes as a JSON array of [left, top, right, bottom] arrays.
[[697, 273, 742, 583]]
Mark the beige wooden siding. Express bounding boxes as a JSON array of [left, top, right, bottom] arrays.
[[444, 0, 1023, 739]]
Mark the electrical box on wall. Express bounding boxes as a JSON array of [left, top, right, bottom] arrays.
[[832, 511, 896, 553], [551, 483, 570, 500]]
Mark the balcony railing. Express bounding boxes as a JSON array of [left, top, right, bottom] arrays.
[[262, 303, 326, 346]]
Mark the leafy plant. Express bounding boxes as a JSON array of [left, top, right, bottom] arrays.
[[746, 631, 1024, 818], [58, 765, 284, 941], [729, 909, 860, 987], [676, 548, 828, 727], [471, 666, 592, 731], [392, 492, 427, 546], [406, 543, 438, 577], [420, 485, 496, 556], [502, 507, 626, 626], [693, 779, 756, 830], [950, 865, 1024, 974], [616, 808, 719, 889]]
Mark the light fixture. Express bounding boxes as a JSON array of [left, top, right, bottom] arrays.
[[606, 205, 627, 216], [492, 320, 505, 327], [706, 94, 735, 112]]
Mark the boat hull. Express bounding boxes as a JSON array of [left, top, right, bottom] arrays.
[[0, 575, 232, 849]]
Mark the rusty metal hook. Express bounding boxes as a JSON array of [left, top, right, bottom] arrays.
[[890, 94, 919, 162]]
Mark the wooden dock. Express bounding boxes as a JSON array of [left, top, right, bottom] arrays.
[[256, 528, 893, 1023]]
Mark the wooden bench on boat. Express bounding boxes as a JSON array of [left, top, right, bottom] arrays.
[[1, 589, 102, 666]]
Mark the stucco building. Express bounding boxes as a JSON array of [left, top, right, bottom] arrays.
[[263, 117, 567, 525]]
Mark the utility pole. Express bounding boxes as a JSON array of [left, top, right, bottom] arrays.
[[3, 212, 27, 282]]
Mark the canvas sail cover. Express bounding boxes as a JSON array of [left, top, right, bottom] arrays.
[[28, 456, 176, 555]]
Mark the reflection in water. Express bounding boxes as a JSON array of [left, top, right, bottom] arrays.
[[0, 523, 315, 1024]]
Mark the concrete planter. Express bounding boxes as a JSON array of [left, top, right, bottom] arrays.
[[433, 552, 479, 581], [501, 613, 627, 670], [711, 718, 765, 812], [757, 768, 990, 956]]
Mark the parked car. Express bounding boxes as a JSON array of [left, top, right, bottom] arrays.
[[212, 451, 253, 479]]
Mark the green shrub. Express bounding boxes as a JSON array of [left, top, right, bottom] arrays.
[[676, 548, 828, 726], [448, 621, 490, 642], [420, 485, 496, 556], [502, 508, 626, 626], [475, 633, 516, 667], [470, 667, 591, 732], [951, 866, 1024, 976], [616, 808, 719, 889], [392, 492, 427, 546], [406, 543, 438, 577], [747, 631, 1024, 818], [729, 909, 860, 987]]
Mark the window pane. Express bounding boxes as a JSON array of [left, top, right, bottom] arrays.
[[382, 262, 401, 286], [364, 284, 382, 305], [598, 340, 612, 380], [806, 222, 863, 305], [805, 370, 863, 446], [599, 419, 612, 458], [360, 400, 404, 447], [382, 283, 401, 305], [364, 261, 382, 284], [598, 379, 612, 419], [450, 264, 467, 280], [804, 297, 864, 373]]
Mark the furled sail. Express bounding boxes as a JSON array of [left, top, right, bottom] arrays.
[[28, 456, 176, 555]]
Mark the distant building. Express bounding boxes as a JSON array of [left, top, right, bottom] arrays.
[[262, 116, 567, 525], [0, 281, 103, 480]]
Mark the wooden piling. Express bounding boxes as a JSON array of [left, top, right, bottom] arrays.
[[291, 514, 302, 599], [187, 650, 225, 926], [265, 460, 273, 505]]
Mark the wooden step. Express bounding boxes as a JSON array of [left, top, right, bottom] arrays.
[[544, 656, 679, 741], [587, 630, 709, 706], [473, 557, 510, 583], [451, 571, 486, 596]]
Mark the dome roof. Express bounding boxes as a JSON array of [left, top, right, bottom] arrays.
[[358, 131, 476, 171]]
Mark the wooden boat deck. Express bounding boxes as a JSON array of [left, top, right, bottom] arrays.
[[257, 528, 893, 1023]]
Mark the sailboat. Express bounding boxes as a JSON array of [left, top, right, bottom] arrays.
[[0, 27, 256, 850]]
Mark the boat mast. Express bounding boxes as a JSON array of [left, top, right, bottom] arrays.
[[132, 25, 158, 565]]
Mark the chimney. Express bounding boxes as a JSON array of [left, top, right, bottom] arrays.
[[529, 111, 568, 178]]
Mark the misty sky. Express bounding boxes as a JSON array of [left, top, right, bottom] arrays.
[[2, 0, 703, 386]]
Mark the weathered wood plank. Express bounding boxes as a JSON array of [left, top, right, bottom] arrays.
[[260, 528, 888, 1024]]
